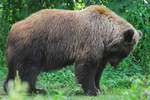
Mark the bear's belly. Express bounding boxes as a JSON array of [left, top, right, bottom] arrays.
[[42, 55, 75, 72]]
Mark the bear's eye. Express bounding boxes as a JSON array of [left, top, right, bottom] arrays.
[[111, 44, 118, 50], [114, 44, 118, 48]]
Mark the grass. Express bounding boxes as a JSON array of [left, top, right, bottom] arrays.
[[0, 61, 150, 100], [0, 68, 122, 100]]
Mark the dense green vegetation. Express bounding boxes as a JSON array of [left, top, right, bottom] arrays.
[[0, 0, 150, 100]]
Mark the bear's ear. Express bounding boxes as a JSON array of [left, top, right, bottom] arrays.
[[123, 29, 134, 43], [137, 30, 142, 39]]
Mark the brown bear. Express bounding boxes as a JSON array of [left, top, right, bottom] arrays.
[[4, 5, 142, 96]]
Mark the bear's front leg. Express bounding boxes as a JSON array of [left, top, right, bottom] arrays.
[[75, 61, 98, 96], [95, 61, 107, 95], [95, 66, 105, 95]]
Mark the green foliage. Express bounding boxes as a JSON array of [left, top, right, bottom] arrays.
[[1, 73, 150, 100], [7, 72, 28, 100], [107, 0, 150, 75], [0, 0, 150, 99], [121, 78, 150, 100]]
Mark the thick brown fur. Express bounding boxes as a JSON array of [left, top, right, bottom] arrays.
[[4, 5, 142, 96]]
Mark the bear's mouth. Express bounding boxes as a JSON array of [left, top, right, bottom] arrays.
[[110, 62, 119, 67], [109, 59, 120, 67]]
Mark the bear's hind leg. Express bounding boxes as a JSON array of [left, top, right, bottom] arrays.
[[18, 62, 46, 94], [75, 61, 98, 96], [4, 64, 16, 93]]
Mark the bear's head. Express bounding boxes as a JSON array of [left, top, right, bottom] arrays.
[[105, 28, 142, 67]]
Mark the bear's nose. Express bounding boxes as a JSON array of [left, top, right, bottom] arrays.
[[110, 59, 120, 67]]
